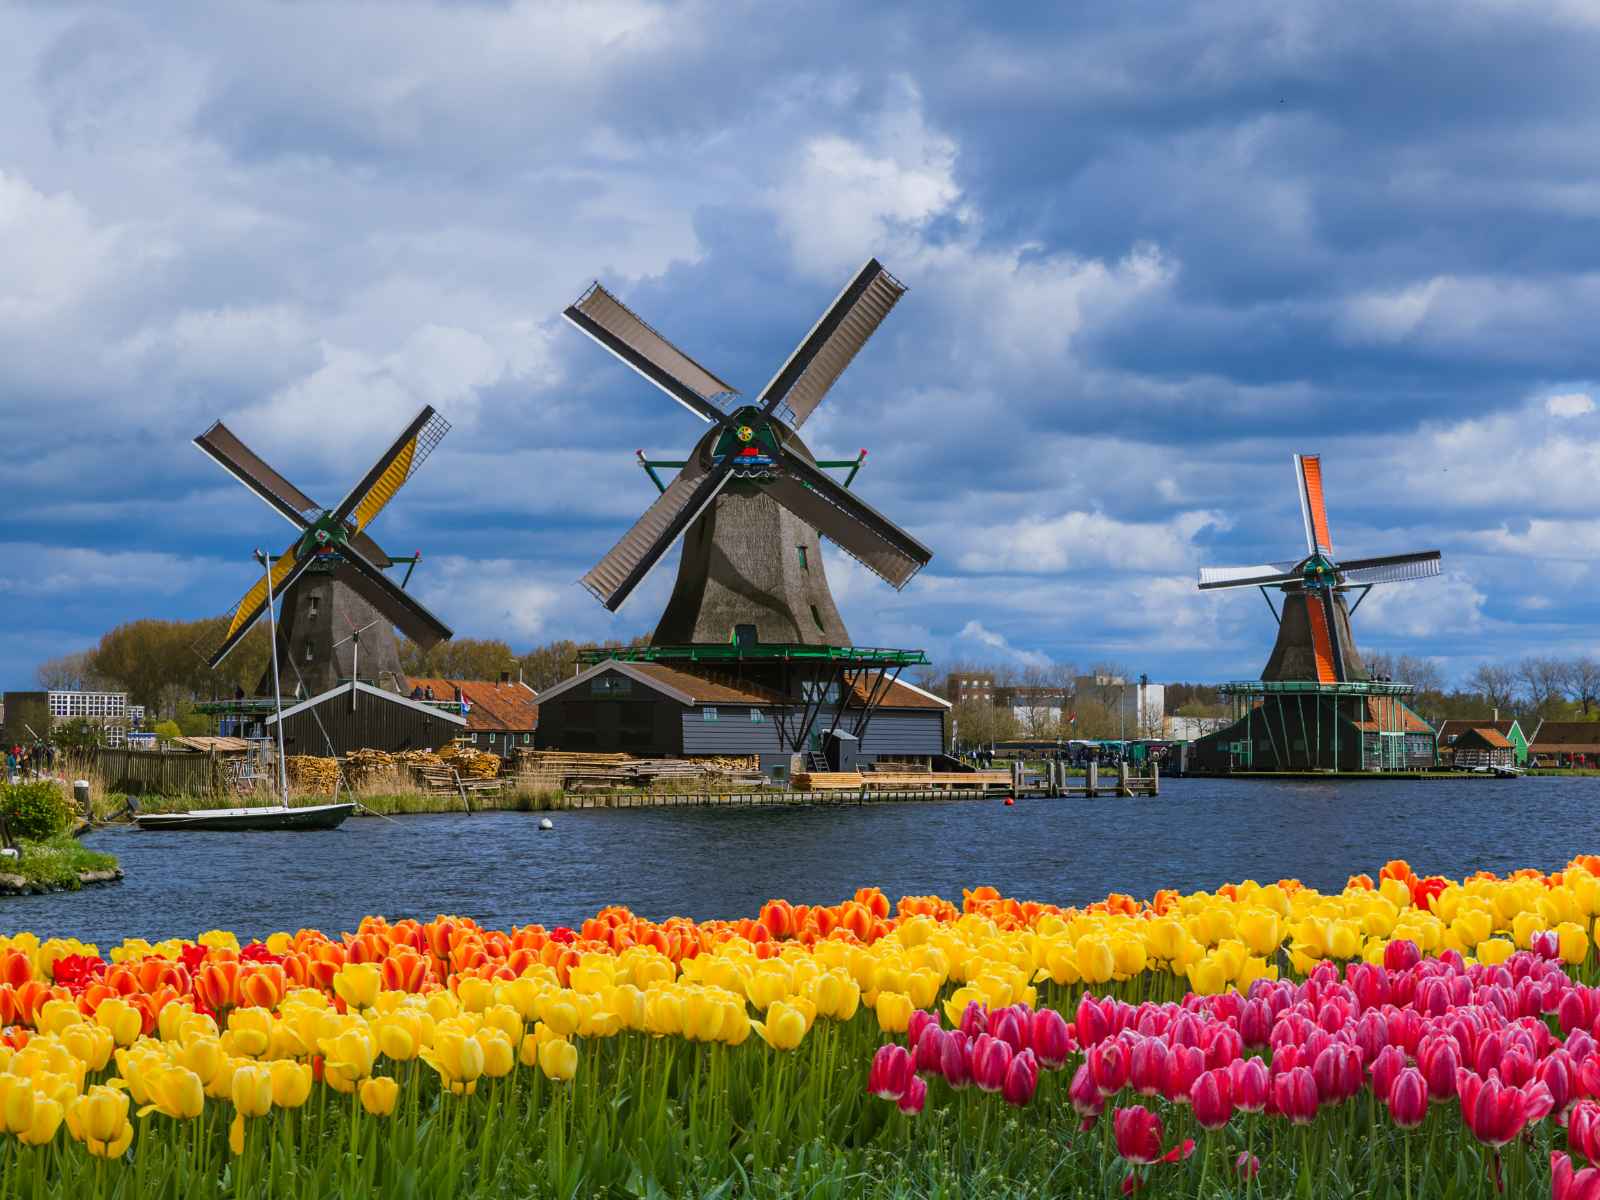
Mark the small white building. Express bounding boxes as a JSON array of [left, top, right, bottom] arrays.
[[1074, 674, 1166, 737]]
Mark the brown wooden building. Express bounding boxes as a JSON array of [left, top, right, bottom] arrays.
[[1527, 721, 1600, 768], [404, 675, 539, 757], [265, 682, 467, 756]]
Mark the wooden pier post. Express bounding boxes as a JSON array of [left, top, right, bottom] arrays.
[[1149, 760, 1159, 796], [1118, 760, 1131, 798], [1085, 761, 1098, 798]]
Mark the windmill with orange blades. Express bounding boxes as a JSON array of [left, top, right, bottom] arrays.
[[1197, 454, 1441, 684]]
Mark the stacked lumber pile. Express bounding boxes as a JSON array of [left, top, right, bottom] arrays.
[[344, 749, 397, 789], [285, 755, 339, 795], [792, 771, 866, 791], [395, 750, 445, 770], [441, 743, 501, 780]]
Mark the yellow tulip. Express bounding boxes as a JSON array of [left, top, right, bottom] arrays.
[[1476, 937, 1515, 966], [606, 985, 646, 1030], [1237, 910, 1282, 956], [93, 998, 143, 1047], [421, 1030, 485, 1096], [1075, 937, 1116, 984], [268, 1060, 312, 1109], [540, 994, 580, 1037], [173, 1036, 225, 1087], [112, 1044, 167, 1106], [0, 1075, 38, 1136], [683, 990, 726, 1042], [1452, 908, 1493, 949], [1378, 877, 1412, 910], [360, 1076, 399, 1116], [59, 1022, 114, 1072], [907, 969, 942, 1010], [943, 984, 984, 1027], [752, 1000, 808, 1051], [333, 963, 382, 1011], [476, 1030, 515, 1079], [138, 1066, 205, 1121], [874, 991, 914, 1034], [16, 1094, 64, 1147], [643, 989, 685, 1037], [226, 1007, 275, 1058], [1558, 921, 1590, 966], [482, 1003, 523, 1043], [455, 977, 494, 1014], [718, 997, 752, 1046], [1185, 956, 1228, 996], [538, 1036, 579, 1082], [67, 1085, 133, 1158], [1511, 911, 1547, 950], [36, 998, 84, 1036], [320, 1029, 376, 1093]]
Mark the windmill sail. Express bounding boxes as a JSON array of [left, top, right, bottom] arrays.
[[1338, 551, 1442, 586], [195, 422, 321, 529], [1197, 562, 1304, 590], [757, 258, 906, 430], [333, 551, 451, 649], [581, 460, 734, 611], [1294, 453, 1335, 557], [330, 406, 450, 535], [767, 455, 930, 589], [564, 284, 736, 423], [207, 545, 316, 667]]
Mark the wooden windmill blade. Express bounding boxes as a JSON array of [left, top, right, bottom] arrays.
[[205, 544, 316, 668], [329, 405, 451, 537], [580, 457, 735, 611], [768, 451, 931, 589], [757, 258, 906, 431], [1294, 453, 1335, 557], [1337, 551, 1442, 585], [563, 283, 737, 424], [332, 550, 452, 650], [1197, 561, 1304, 590]]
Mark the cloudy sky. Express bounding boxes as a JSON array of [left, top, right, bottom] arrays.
[[3, 0, 1598, 689]]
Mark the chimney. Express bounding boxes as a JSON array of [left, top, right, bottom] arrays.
[[500, 670, 511, 686]]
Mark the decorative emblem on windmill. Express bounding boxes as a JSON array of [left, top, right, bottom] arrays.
[[563, 259, 931, 646], [1197, 454, 1441, 681], [194, 406, 453, 695]]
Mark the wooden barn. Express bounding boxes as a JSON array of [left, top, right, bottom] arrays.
[[1527, 722, 1600, 768], [1448, 726, 1515, 770], [533, 659, 948, 781], [1436, 719, 1530, 767], [265, 681, 467, 756]]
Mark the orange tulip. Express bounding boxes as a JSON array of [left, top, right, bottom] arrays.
[[1, 951, 32, 988], [237, 965, 286, 1010]]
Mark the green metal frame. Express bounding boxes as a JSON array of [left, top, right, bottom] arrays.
[[1219, 678, 1431, 773], [637, 449, 868, 494], [575, 643, 927, 667]]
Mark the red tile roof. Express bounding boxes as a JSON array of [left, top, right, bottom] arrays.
[[628, 663, 791, 706], [404, 677, 539, 733], [1353, 696, 1434, 734], [1456, 727, 1512, 749], [1436, 719, 1521, 744], [1530, 722, 1600, 752]]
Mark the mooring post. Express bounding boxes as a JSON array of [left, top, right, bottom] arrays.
[[1011, 760, 1022, 794], [1086, 760, 1098, 798], [1149, 759, 1159, 796], [1118, 760, 1131, 798]]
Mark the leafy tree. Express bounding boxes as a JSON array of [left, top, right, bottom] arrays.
[[152, 720, 182, 741], [51, 718, 103, 753]]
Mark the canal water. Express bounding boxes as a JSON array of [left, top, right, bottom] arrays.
[[3, 777, 1594, 946]]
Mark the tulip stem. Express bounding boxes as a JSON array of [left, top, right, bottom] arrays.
[[1404, 1132, 1412, 1200]]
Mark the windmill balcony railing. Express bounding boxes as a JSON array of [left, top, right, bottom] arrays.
[[575, 644, 929, 667], [1217, 679, 1416, 697]]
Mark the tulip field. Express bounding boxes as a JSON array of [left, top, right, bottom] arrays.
[[9, 861, 1600, 1195]]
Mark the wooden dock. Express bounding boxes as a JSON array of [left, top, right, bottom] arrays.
[[1011, 760, 1160, 797], [559, 787, 1002, 810]]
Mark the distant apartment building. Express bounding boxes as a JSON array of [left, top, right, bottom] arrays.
[[946, 673, 996, 705], [1074, 674, 1166, 737], [947, 672, 1066, 728], [2, 689, 140, 745]]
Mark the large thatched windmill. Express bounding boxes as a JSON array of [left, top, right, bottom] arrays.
[[563, 259, 931, 647], [194, 407, 453, 697], [1190, 454, 1443, 772]]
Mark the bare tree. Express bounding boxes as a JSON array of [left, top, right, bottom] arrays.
[[1467, 663, 1517, 715], [35, 650, 101, 690], [1518, 657, 1571, 717], [1393, 655, 1444, 695], [1568, 657, 1600, 717], [1364, 651, 1394, 681]]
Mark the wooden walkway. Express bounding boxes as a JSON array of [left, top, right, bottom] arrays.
[[561, 788, 1001, 810]]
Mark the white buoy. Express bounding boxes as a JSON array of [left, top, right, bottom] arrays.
[[539, 818, 554, 831]]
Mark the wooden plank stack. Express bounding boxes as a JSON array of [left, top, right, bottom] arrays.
[[440, 743, 502, 780], [285, 756, 340, 795]]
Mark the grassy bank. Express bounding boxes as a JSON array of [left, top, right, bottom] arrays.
[[1, 834, 119, 891]]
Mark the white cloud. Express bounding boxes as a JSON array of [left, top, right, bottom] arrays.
[[1546, 391, 1595, 418], [0, 544, 207, 597], [955, 620, 1051, 669], [953, 509, 1226, 575]]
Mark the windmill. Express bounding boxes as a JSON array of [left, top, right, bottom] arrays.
[[1197, 454, 1441, 683], [194, 406, 453, 697], [562, 258, 932, 647]]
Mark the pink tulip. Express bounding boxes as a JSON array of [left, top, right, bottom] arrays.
[[1531, 930, 1560, 960], [1312, 1043, 1363, 1104], [992, 1008, 1028, 1053], [1386, 1066, 1428, 1128], [971, 1033, 1013, 1093], [1113, 1105, 1192, 1165], [1234, 1152, 1260, 1180], [1553, 1152, 1600, 1200], [1239, 999, 1272, 1048], [1418, 1034, 1461, 1102], [1203, 1024, 1242, 1070], [1270, 1066, 1319, 1125], [1070, 1063, 1104, 1118], [1129, 1037, 1170, 1097], [868, 1044, 915, 1100], [1228, 1056, 1269, 1113], [913, 1023, 946, 1074], [1190, 1067, 1233, 1130], [1455, 1070, 1554, 1146], [1089, 1038, 1130, 1096], [1031, 1007, 1073, 1069], [1076, 994, 1112, 1046], [1003, 1048, 1039, 1107], [1384, 939, 1421, 971], [907, 1009, 940, 1050], [1164, 1044, 1205, 1105], [1370, 1044, 1406, 1104], [897, 1074, 927, 1116], [940, 1029, 971, 1089], [959, 1000, 989, 1041], [1570, 1101, 1600, 1164]]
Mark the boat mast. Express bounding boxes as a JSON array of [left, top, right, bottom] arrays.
[[257, 549, 290, 807]]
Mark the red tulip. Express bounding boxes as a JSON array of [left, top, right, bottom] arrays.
[[1385, 939, 1422, 971], [907, 1008, 940, 1051], [959, 1000, 989, 1041], [940, 1029, 971, 1089], [1113, 1105, 1166, 1164], [1270, 1066, 1320, 1125], [1371, 1044, 1406, 1103], [1239, 999, 1272, 1048], [1031, 1007, 1073, 1069], [1191, 1068, 1234, 1130], [1554, 1152, 1600, 1200], [1076, 994, 1111, 1046], [1070, 1063, 1104, 1118], [868, 1044, 915, 1100], [1164, 1044, 1205, 1105], [1234, 1152, 1260, 1180], [971, 1033, 1013, 1094], [897, 1074, 927, 1116], [1561, 990, 1598, 1037], [1455, 1070, 1554, 1146], [1543, 1050, 1578, 1114], [1129, 1037, 1170, 1096], [1003, 1049, 1040, 1107], [1418, 1034, 1461, 1102], [1570, 1101, 1600, 1164], [1089, 1039, 1130, 1096], [991, 1008, 1028, 1053], [1229, 1056, 1269, 1113], [913, 1024, 946, 1074], [1387, 1066, 1428, 1128], [1312, 1043, 1364, 1104], [1203, 1024, 1242, 1070]]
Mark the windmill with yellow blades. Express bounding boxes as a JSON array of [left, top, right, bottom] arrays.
[[1190, 454, 1444, 773], [194, 406, 453, 698]]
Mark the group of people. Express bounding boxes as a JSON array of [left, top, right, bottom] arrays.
[[5, 741, 56, 782], [407, 683, 470, 717]]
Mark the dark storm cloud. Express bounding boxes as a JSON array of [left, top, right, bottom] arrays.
[[2, 0, 1598, 685]]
